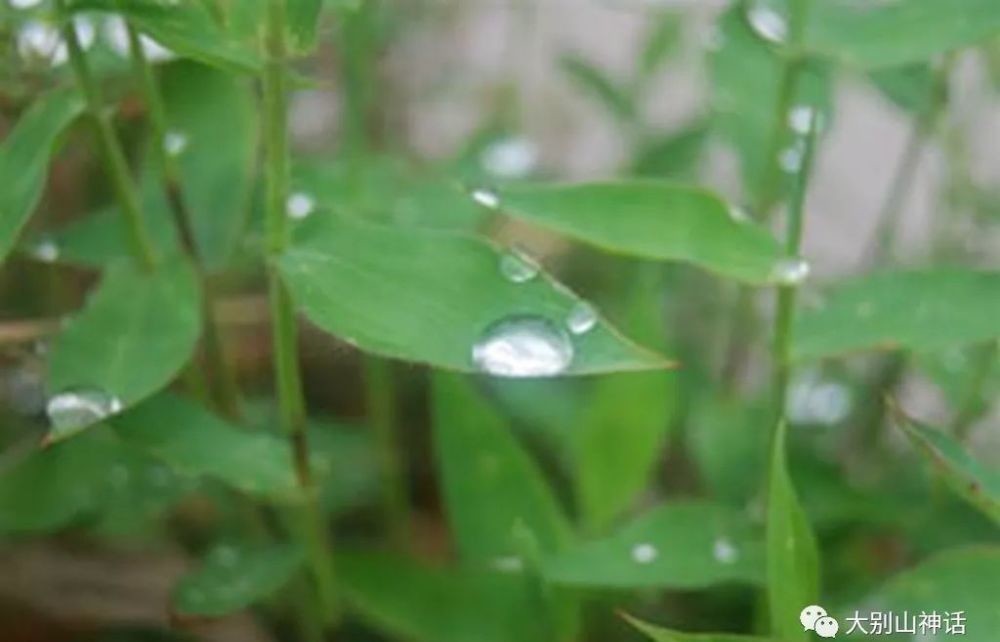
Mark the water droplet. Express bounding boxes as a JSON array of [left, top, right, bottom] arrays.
[[491, 556, 524, 573], [30, 237, 59, 263], [746, 0, 788, 44], [17, 20, 61, 64], [480, 137, 539, 179], [44, 387, 123, 444], [9, 0, 44, 9], [471, 188, 500, 209], [770, 257, 810, 285], [788, 105, 817, 136], [566, 302, 597, 335], [163, 130, 188, 157], [786, 370, 853, 426], [631, 542, 658, 565], [713, 537, 739, 564], [499, 248, 539, 284], [286, 192, 315, 220], [103, 14, 175, 62], [779, 140, 805, 173], [472, 316, 574, 378], [728, 204, 750, 223]]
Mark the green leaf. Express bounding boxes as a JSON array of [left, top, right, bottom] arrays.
[[173, 543, 304, 617], [766, 421, 819, 642], [559, 54, 635, 124], [47, 258, 201, 438], [859, 546, 1000, 642], [0, 89, 84, 264], [160, 61, 257, 269], [111, 394, 303, 502], [688, 395, 770, 505], [869, 63, 936, 114], [792, 269, 1000, 361], [710, 9, 830, 197], [339, 550, 549, 642], [638, 11, 683, 83], [625, 613, 784, 642], [433, 375, 572, 562], [630, 121, 710, 180], [542, 501, 765, 589], [896, 413, 1000, 526], [69, 0, 262, 73], [287, 0, 323, 51], [805, 0, 1000, 69], [494, 181, 784, 284], [278, 213, 669, 375]]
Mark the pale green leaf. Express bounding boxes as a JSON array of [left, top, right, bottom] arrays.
[[173, 543, 304, 616], [542, 501, 765, 589], [559, 54, 635, 123], [494, 181, 784, 284], [433, 375, 572, 562], [766, 421, 819, 642], [278, 213, 669, 375], [793, 269, 1000, 361], [0, 90, 84, 264]]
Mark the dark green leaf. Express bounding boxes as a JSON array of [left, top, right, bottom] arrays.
[[433, 375, 572, 562], [339, 550, 549, 642], [858, 546, 1000, 642], [111, 394, 302, 502], [542, 501, 765, 589], [69, 0, 262, 72], [287, 0, 323, 51], [559, 55, 635, 124], [625, 613, 784, 642], [869, 63, 936, 114], [278, 213, 669, 375], [766, 421, 819, 642], [0, 90, 84, 264], [47, 258, 201, 437], [160, 61, 257, 268], [793, 269, 1000, 361], [495, 181, 784, 284], [630, 121, 710, 180], [173, 543, 304, 616], [897, 412, 1000, 526]]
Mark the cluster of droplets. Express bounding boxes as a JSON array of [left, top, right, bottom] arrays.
[[44, 386, 123, 445]]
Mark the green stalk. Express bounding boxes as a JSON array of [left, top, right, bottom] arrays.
[[262, 0, 338, 623], [123, 19, 242, 419], [720, 0, 813, 388], [363, 357, 410, 546], [58, 3, 157, 271]]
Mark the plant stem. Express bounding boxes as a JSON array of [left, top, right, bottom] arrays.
[[123, 19, 242, 419], [58, 3, 158, 271], [263, 0, 338, 625], [363, 357, 410, 546]]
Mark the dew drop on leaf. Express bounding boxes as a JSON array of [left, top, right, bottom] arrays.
[[471, 188, 500, 209], [472, 316, 574, 377], [499, 248, 539, 284], [745, 0, 788, 44], [163, 130, 189, 157], [286, 192, 316, 220], [770, 257, 810, 285], [631, 542, 659, 565], [44, 387, 123, 444], [713, 536, 739, 564], [30, 237, 59, 263], [728, 204, 750, 224], [566, 301, 598, 335], [788, 105, 818, 136], [779, 141, 805, 173]]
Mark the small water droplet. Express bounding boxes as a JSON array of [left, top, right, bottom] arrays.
[[778, 140, 805, 173], [471, 188, 500, 209], [30, 237, 59, 263], [286, 192, 315, 220], [480, 137, 539, 179], [746, 0, 788, 44], [631, 542, 658, 565], [44, 387, 123, 444], [9, 0, 44, 9], [786, 370, 853, 426], [163, 130, 188, 157], [788, 105, 817, 136], [728, 204, 750, 223], [566, 302, 597, 335], [499, 248, 539, 284], [472, 316, 574, 378], [491, 556, 524, 573], [713, 537, 739, 564], [770, 257, 810, 285]]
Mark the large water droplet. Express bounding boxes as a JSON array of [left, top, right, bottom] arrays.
[[472, 316, 574, 378], [480, 137, 539, 179], [471, 188, 500, 209], [566, 302, 597, 335], [17, 20, 61, 64], [713, 537, 739, 564], [499, 248, 539, 284], [286, 192, 316, 220], [631, 542, 658, 565], [746, 0, 788, 44], [770, 257, 810, 285], [44, 387, 123, 444]]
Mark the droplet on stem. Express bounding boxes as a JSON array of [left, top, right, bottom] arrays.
[[770, 257, 810, 286], [472, 316, 574, 378]]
